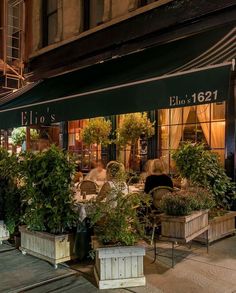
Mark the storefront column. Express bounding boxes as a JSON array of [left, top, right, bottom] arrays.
[[147, 110, 157, 159], [59, 121, 68, 150], [225, 75, 236, 182]]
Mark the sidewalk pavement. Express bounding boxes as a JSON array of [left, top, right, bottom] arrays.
[[0, 236, 236, 293]]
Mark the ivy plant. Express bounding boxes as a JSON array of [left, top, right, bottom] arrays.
[[20, 145, 77, 234], [172, 142, 235, 210]]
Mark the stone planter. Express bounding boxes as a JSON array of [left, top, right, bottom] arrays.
[[94, 245, 146, 290], [0, 221, 10, 244], [161, 210, 209, 242], [195, 211, 236, 244], [19, 226, 76, 268]]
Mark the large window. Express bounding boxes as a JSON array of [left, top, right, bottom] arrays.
[[42, 0, 58, 46], [82, 0, 104, 31], [68, 119, 108, 170], [158, 102, 226, 174]]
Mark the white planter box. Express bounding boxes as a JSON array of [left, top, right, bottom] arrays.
[[94, 246, 146, 290], [195, 211, 236, 243], [0, 221, 10, 244], [161, 210, 209, 243], [19, 226, 76, 268]]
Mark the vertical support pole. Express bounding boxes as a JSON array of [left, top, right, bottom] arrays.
[[147, 110, 157, 159], [206, 229, 209, 254], [59, 121, 68, 150], [107, 115, 116, 162], [172, 241, 175, 268], [225, 74, 236, 211]]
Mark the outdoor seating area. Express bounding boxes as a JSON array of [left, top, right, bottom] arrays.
[[0, 134, 235, 290]]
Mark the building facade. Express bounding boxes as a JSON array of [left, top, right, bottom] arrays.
[[0, 0, 236, 178]]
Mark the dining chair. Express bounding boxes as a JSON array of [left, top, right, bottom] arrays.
[[80, 180, 98, 195], [149, 186, 173, 245]]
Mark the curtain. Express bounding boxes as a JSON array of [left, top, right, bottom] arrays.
[[196, 104, 225, 149], [170, 107, 190, 149]]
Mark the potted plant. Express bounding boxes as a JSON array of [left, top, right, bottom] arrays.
[[0, 149, 22, 244], [160, 187, 214, 242], [88, 178, 150, 289], [19, 145, 77, 268], [11, 127, 39, 147], [173, 142, 236, 243], [82, 117, 112, 161], [117, 113, 155, 171]]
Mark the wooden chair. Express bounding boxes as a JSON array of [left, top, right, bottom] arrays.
[[97, 182, 111, 201], [149, 186, 173, 245], [80, 180, 98, 195]]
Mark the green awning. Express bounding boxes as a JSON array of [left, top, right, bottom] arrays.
[[0, 24, 235, 129]]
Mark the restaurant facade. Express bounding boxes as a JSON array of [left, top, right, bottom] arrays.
[[0, 0, 235, 179]]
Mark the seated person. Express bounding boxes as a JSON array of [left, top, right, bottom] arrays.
[[106, 161, 128, 193], [98, 161, 128, 205], [85, 160, 106, 186], [144, 158, 173, 194], [140, 159, 153, 182], [74, 164, 83, 184]]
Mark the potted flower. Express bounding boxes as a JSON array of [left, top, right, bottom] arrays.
[[117, 113, 155, 171], [19, 146, 77, 268], [0, 149, 21, 245], [173, 142, 236, 243], [160, 187, 215, 242], [88, 176, 150, 289], [82, 117, 112, 162]]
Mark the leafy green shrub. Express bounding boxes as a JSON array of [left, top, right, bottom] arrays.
[[0, 148, 22, 234], [117, 113, 155, 146], [89, 175, 151, 246], [20, 145, 77, 234], [161, 187, 215, 216], [82, 117, 112, 146], [172, 142, 235, 210], [11, 127, 39, 146]]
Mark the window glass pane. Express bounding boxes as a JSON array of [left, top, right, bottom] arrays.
[[90, 0, 104, 28], [159, 125, 169, 150], [48, 13, 57, 44], [212, 102, 225, 121], [96, 0, 104, 25], [211, 121, 225, 149], [213, 149, 225, 166], [170, 125, 183, 149], [170, 107, 182, 125], [47, 0, 57, 14], [158, 109, 169, 125], [196, 104, 210, 123]]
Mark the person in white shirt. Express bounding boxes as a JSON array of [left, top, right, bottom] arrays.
[[85, 160, 106, 187]]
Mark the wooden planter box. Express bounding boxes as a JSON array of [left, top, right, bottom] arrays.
[[19, 226, 76, 268], [195, 211, 236, 244], [0, 221, 9, 244], [161, 210, 209, 242], [94, 246, 146, 290]]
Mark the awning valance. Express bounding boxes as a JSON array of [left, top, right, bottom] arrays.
[[0, 24, 235, 129]]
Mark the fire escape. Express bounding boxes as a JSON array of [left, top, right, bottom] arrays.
[[0, 0, 25, 98]]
